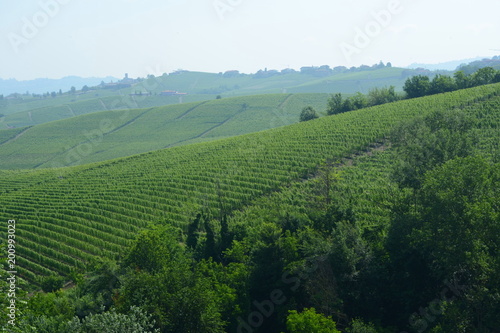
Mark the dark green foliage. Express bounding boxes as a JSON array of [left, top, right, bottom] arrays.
[[403, 75, 431, 98], [388, 157, 500, 332], [40, 275, 66, 292], [187, 213, 202, 249], [390, 109, 476, 190], [68, 306, 159, 333], [494, 71, 500, 83], [472, 67, 496, 86], [454, 70, 471, 89], [346, 318, 378, 333], [367, 85, 400, 106], [299, 106, 319, 122], [124, 225, 184, 273], [429, 75, 456, 94], [327, 93, 343, 115]]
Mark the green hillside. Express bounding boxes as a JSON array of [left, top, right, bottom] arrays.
[[0, 94, 329, 169], [0, 67, 414, 129], [0, 84, 498, 284]]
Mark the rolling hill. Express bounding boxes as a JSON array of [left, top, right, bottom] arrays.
[[0, 66, 418, 129], [0, 93, 330, 169], [0, 83, 498, 285]]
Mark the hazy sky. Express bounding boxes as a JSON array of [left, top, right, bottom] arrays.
[[1, 0, 499, 80]]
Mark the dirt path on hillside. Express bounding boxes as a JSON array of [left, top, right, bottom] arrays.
[[175, 101, 209, 120], [0, 126, 33, 147]]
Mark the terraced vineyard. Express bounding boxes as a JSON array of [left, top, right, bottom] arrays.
[[0, 94, 330, 169], [0, 84, 499, 285]]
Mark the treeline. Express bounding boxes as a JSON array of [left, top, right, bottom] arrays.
[[321, 66, 500, 117], [403, 67, 500, 98]]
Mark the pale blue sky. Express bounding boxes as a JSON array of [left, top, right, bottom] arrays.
[[1, 0, 499, 80]]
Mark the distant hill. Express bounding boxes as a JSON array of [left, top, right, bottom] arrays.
[[0, 76, 119, 96], [1, 66, 415, 129], [407, 56, 498, 71]]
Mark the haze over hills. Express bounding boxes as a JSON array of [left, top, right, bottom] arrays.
[[0, 76, 119, 96], [0, 65, 411, 129], [407, 55, 500, 71]]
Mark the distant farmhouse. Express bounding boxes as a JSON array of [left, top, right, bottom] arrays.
[[160, 90, 187, 96]]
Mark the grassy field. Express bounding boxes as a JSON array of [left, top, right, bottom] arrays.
[[0, 84, 498, 284], [0, 94, 330, 169]]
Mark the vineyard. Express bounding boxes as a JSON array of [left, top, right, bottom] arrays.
[[0, 94, 330, 169], [0, 67, 410, 129], [0, 84, 499, 286]]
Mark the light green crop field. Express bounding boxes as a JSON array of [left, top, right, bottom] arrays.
[[0, 94, 330, 169], [0, 84, 498, 284]]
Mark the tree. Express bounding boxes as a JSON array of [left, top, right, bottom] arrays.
[[70, 86, 76, 94], [124, 224, 184, 273], [82, 85, 89, 93], [40, 275, 65, 292], [493, 71, 500, 83], [51, 91, 57, 98], [472, 66, 496, 86], [326, 93, 343, 115], [429, 75, 456, 94], [350, 92, 367, 110], [68, 306, 160, 333], [454, 70, 471, 89], [286, 308, 340, 333], [403, 75, 431, 98], [300, 106, 319, 122], [367, 86, 399, 106], [412, 156, 500, 280], [390, 109, 476, 190]]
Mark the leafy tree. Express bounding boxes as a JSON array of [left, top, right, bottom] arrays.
[[82, 85, 90, 93], [471, 66, 496, 86], [403, 75, 431, 98], [40, 275, 65, 292], [327, 93, 343, 115], [454, 70, 471, 89], [494, 71, 500, 83], [350, 92, 368, 110], [429, 75, 456, 94], [346, 318, 378, 333], [286, 308, 340, 333], [70, 86, 76, 94], [68, 306, 160, 333], [390, 109, 476, 190], [187, 213, 203, 249], [124, 224, 184, 273], [398, 157, 499, 331], [367, 86, 399, 106], [341, 97, 354, 113], [410, 156, 500, 281], [300, 106, 319, 122]]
